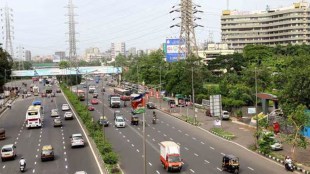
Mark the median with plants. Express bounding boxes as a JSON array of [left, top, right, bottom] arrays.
[[210, 127, 235, 140], [61, 84, 121, 174]]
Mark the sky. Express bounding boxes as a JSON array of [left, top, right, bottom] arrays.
[[0, 0, 302, 57]]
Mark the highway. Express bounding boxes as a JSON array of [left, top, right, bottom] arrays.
[[0, 80, 102, 174], [80, 77, 294, 174]]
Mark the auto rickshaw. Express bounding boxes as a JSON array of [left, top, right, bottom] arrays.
[[222, 155, 239, 174], [131, 115, 139, 125]]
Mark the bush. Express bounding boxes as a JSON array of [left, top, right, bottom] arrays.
[[104, 152, 118, 164], [101, 143, 113, 154]]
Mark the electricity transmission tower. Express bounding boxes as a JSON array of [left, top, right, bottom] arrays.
[[16, 45, 25, 70], [1, 4, 14, 58], [66, 0, 77, 61], [170, 0, 203, 59]]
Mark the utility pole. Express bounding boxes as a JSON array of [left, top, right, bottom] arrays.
[[170, 0, 203, 59], [1, 3, 14, 58]]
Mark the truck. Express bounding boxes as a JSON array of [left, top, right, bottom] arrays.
[[76, 90, 85, 101], [108, 94, 121, 108], [88, 86, 96, 93], [160, 141, 183, 172], [33, 86, 39, 96]]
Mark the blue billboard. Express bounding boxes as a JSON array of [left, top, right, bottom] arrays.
[[165, 39, 186, 62]]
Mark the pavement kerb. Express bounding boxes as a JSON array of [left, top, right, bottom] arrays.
[[257, 151, 310, 174]]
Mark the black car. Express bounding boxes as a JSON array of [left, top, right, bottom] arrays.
[[56, 89, 61, 93], [146, 102, 156, 109], [93, 93, 99, 98]]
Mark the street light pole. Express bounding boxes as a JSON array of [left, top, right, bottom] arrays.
[[191, 67, 196, 125], [159, 65, 162, 109], [255, 67, 259, 147]]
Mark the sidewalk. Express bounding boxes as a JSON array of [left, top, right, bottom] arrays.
[[150, 97, 310, 172]]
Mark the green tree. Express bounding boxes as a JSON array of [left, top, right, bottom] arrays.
[[58, 61, 70, 69], [284, 105, 310, 160], [0, 46, 13, 91]]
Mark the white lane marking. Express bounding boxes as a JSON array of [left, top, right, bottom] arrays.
[[172, 126, 175, 129], [161, 121, 164, 123], [169, 138, 173, 141], [16, 137, 19, 140], [190, 169, 195, 173], [35, 155, 38, 158], [148, 162, 152, 166], [192, 137, 196, 140], [39, 135, 41, 138], [178, 130, 182, 132], [34, 161, 37, 165], [64, 152, 66, 155], [166, 123, 169, 126], [157, 130, 161, 133], [204, 160, 210, 163], [147, 134, 150, 137], [185, 134, 189, 136], [65, 158, 67, 161], [127, 139, 130, 142], [221, 153, 225, 156], [131, 144, 134, 147], [210, 146, 215, 150], [38, 144, 40, 146], [14, 141, 17, 145], [20, 130, 22, 132], [163, 134, 167, 137], [184, 147, 189, 150], [136, 149, 139, 152], [63, 141, 65, 144], [119, 132, 122, 134], [39, 139, 41, 142], [65, 165, 68, 169], [3, 165, 5, 169], [62, 137, 64, 140], [18, 133, 20, 136], [152, 138, 155, 142], [156, 171, 160, 174], [123, 135, 126, 138], [248, 167, 254, 171], [201, 142, 204, 145], [64, 146, 66, 150], [37, 149, 39, 152], [217, 167, 222, 171], [33, 169, 35, 173]]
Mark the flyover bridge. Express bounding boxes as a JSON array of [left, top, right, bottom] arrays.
[[11, 66, 122, 77]]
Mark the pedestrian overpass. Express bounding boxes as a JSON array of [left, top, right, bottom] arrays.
[[11, 66, 122, 77]]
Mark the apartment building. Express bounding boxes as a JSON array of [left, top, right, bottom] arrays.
[[221, 1, 310, 50], [110, 42, 126, 61]]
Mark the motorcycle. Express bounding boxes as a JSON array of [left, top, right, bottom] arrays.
[[285, 162, 294, 172], [152, 117, 156, 124], [20, 164, 25, 172]]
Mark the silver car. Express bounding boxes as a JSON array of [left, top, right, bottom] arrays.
[[70, 134, 85, 148]]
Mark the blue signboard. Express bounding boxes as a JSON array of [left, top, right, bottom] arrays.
[[165, 39, 186, 62]]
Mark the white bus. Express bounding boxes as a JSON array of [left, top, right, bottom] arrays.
[[33, 86, 39, 96], [26, 105, 42, 128]]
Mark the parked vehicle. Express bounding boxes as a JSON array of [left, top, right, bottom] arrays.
[[222, 154, 239, 174], [222, 110, 230, 120], [159, 141, 182, 172]]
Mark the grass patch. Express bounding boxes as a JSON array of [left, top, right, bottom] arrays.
[[180, 115, 201, 126], [210, 127, 235, 140]]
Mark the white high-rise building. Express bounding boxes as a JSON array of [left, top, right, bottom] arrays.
[[110, 42, 126, 61], [84, 47, 101, 62], [25, 50, 31, 61]]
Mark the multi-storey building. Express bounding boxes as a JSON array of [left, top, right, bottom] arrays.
[[221, 1, 310, 50], [84, 47, 102, 62], [110, 42, 126, 60], [198, 43, 235, 65], [25, 50, 31, 61]]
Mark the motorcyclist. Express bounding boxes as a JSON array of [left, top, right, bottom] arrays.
[[285, 156, 293, 170], [19, 157, 26, 169], [152, 111, 156, 124]]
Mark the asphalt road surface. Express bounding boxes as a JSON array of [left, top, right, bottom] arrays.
[[0, 80, 102, 174], [78, 77, 296, 174]]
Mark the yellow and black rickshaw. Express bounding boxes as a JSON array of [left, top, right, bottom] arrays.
[[222, 154, 239, 174]]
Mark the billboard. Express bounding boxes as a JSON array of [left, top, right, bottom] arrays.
[[165, 39, 186, 62]]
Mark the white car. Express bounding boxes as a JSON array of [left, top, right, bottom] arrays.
[[222, 110, 230, 120], [1, 144, 16, 161], [62, 104, 70, 111], [115, 116, 126, 128], [70, 133, 85, 147], [64, 112, 73, 120], [26, 92, 32, 97], [51, 109, 59, 117], [271, 140, 283, 151]]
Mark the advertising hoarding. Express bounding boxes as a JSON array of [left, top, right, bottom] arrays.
[[165, 39, 186, 62]]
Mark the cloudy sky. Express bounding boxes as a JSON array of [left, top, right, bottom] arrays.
[[0, 0, 300, 56]]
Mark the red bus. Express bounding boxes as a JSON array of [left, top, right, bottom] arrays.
[[114, 88, 131, 101]]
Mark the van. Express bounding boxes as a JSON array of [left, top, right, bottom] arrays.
[[1, 144, 16, 161]]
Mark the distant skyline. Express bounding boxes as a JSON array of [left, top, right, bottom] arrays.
[[0, 0, 301, 56]]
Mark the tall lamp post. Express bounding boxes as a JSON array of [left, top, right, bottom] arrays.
[[255, 67, 259, 147], [159, 64, 162, 109]]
